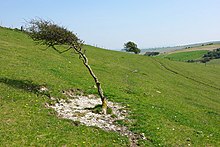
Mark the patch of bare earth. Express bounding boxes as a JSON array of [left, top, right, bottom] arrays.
[[47, 89, 146, 146]]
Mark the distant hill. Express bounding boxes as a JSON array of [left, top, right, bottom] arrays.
[[141, 41, 220, 54]]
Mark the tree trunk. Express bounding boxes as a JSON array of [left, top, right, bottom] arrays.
[[72, 45, 107, 114]]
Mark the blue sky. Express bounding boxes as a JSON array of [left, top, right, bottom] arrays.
[[0, 0, 219, 49]]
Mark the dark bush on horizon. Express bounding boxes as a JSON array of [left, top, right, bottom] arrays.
[[187, 60, 196, 63], [186, 48, 220, 64], [200, 57, 211, 63], [144, 52, 160, 56], [203, 48, 220, 59]]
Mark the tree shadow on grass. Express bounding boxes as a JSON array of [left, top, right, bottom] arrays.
[[0, 77, 50, 97]]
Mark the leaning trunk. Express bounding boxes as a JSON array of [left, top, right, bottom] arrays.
[[72, 45, 107, 114], [96, 82, 107, 114]]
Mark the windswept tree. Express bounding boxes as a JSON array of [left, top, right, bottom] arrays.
[[124, 41, 140, 54], [26, 19, 107, 114]]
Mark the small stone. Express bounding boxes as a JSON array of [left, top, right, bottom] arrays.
[[50, 97, 56, 101], [156, 90, 161, 94], [45, 103, 50, 107], [88, 94, 96, 99], [140, 133, 146, 140], [132, 70, 138, 73], [39, 86, 48, 92]]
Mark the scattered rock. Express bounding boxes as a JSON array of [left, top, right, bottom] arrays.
[[50, 97, 56, 101], [156, 90, 161, 94], [49, 96, 128, 132], [88, 94, 97, 99], [132, 70, 138, 73], [38, 86, 48, 92], [140, 133, 146, 140], [48, 93, 146, 146]]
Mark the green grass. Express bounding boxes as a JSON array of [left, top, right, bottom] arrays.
[[159, 50, 208, 61], [207, 59, 220, 65], [1, 27, 220, 146]]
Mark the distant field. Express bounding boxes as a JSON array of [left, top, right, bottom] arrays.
[[158, 43, 220, 62], [1, 27, 220, 146], [168, 44, 220, 54], [159, 50, 208, 61]]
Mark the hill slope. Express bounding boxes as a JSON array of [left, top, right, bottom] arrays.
[[0, 27, 220, 146], [141, 41, 220, 53], [158, 45, 220, 63], [158, 50, 209, 61]]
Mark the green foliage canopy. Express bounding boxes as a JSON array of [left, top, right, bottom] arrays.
[[26, 19, 82, 48], [203, 48, 220, 59], [124, 41, 140, 54]]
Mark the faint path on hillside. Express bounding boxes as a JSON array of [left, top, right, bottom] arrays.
[[152, 58, 220, 91]]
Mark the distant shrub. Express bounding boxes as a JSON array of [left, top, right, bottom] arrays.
[[144, 52, 160, 56], [196, 48, 220, 64], [203, 48, 220, 59], [200, 57, 210, 63], [207, 43, 214, 45], [187, 60, 196, 63]]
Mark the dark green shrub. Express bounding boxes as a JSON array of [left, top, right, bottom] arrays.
[[144, 52, 160, 56]]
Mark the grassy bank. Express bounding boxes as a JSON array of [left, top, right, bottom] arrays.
[[0, 27, 220, 146], [159, 50, 208, 61]]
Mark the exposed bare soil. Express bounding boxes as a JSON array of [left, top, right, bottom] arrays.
[[46, 89, 146, 146]]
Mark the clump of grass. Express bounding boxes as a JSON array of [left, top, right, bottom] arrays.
[[111, 114, 117, 118], [72, 121, 81, 126], [90, 104, 113, 114], [114, 119, 125, 126]]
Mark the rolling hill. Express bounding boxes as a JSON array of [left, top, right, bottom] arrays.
[[0, 27, 220, 146], [158, 43, 220, 62], [141, 41, 220, 53], [158, 50, 209, 62]]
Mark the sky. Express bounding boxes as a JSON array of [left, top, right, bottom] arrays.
[[0, 0, 219, 50]]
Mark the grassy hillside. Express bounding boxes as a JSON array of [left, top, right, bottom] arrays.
[[0, 27, 220, 146], [168, 43, 220, 54], [158, 43, 220, 62], [141, 42, 220, 54], [208, 59, 220, 65], [159, 50, 208, 61]]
